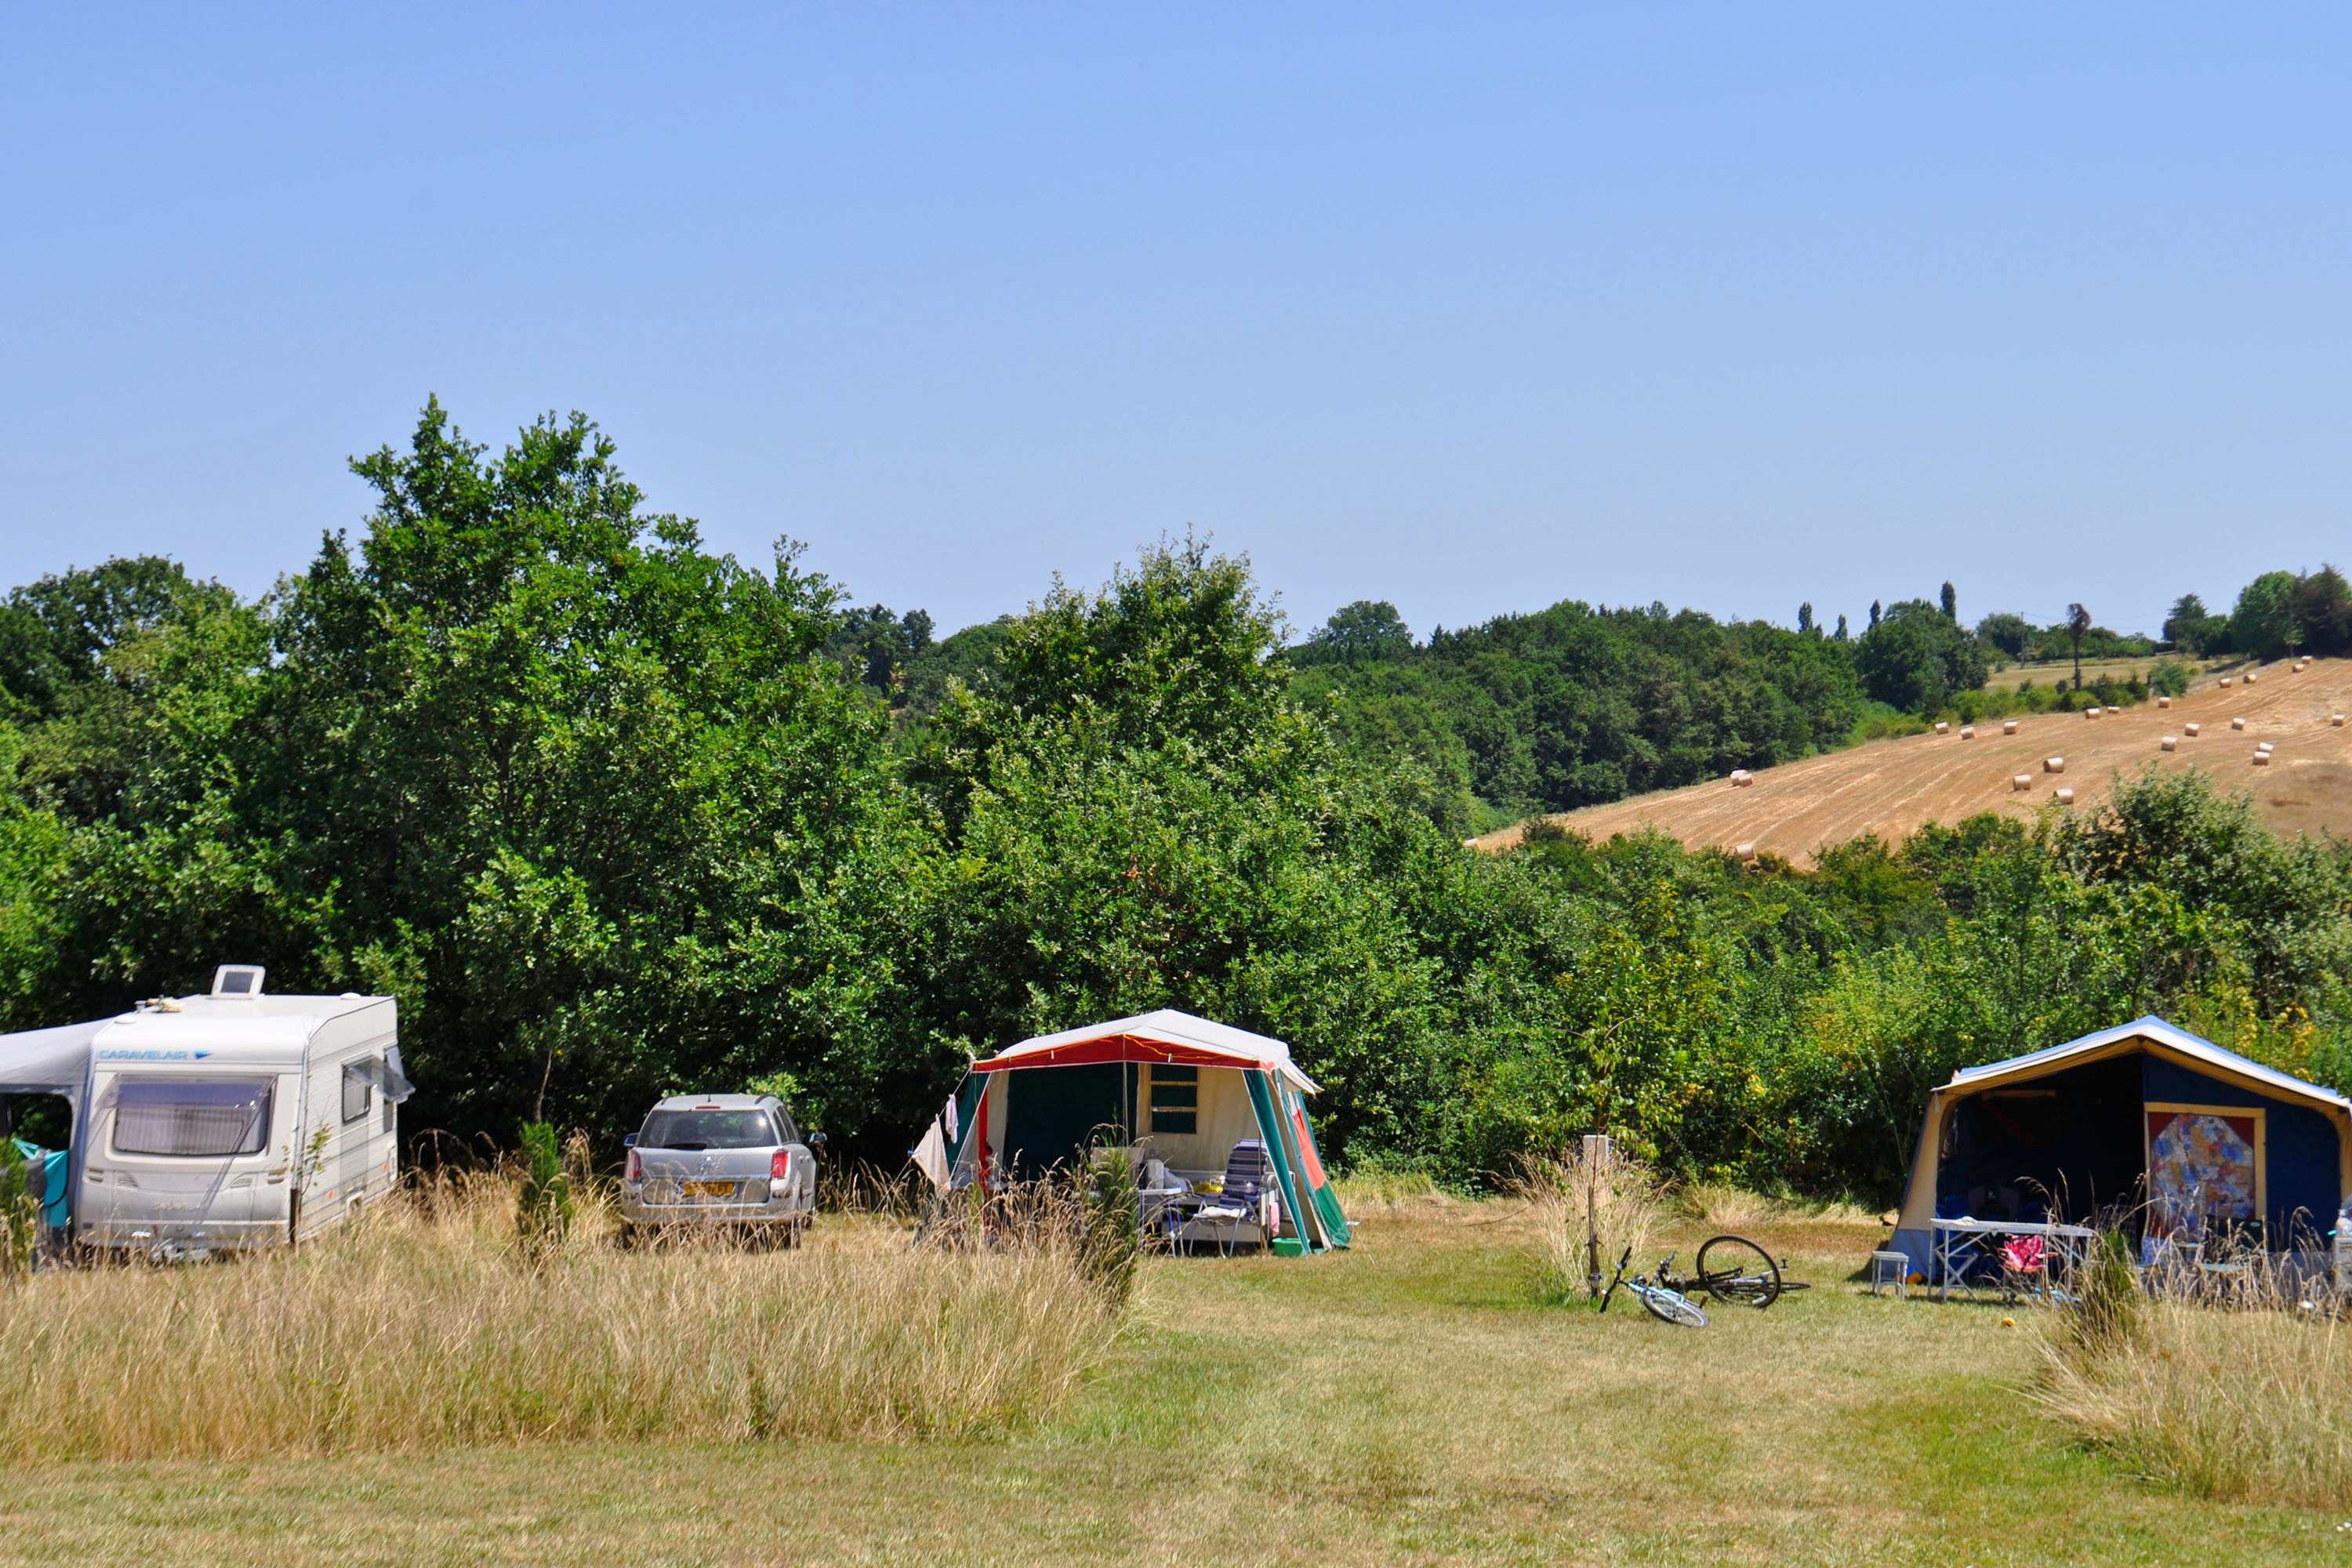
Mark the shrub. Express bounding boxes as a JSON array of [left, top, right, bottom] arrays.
[[0, 1139, 35, 1283], [1082, 1141, 1141, 1305], [516, 1121, 573, 1254], [2060, 1230, 2143, 1359]]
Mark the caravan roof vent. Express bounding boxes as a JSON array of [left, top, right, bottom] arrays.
[[210, 964, 266, 998]]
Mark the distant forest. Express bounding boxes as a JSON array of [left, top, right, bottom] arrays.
[[828, 569, 2352, 830]]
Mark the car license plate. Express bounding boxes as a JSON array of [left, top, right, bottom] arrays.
[[684, 1179, 736, 1199]]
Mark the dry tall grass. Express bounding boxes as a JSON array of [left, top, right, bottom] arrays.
[[1676, 1182, 1878, 1229], [1519, 1148, 1666, 1298], [2037, 1242, 2352, 1508], [2039, 1301, 2352, 1507], [0, 1171, 1118, 1463]]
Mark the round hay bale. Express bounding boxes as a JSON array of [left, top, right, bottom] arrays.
[[2044, 756, 2066, 773], [2253, 752, 2273, 767], [1960, 724, 1976, 739], [2221, 677, 2235, 687], [2257, 740, 2275, 752], [2011, 774, 2033, 792], [2085, 706, 2102, 719], [1733, 840, 1756, 862], [2161, 736, 2177, 751], [2231, 717, 2247, 731], [2185, 721, 2201, 735], [2157, 695, 2172, 708], [2002, 719, 2020, 735], [2246, 671, 2259, 684], [1934, 721, 1949, 735], [2335, 714, 2347, 728], [2056, 787, 2076, 805], [1730, 768, 1754, 787]]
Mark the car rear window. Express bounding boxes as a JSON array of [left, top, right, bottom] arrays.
[[638, 1109, 776, 1150], [112, 1078, 273, 1157]]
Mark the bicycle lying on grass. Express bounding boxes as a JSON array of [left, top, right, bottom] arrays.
[[1597, 1234, 1809, 1326]]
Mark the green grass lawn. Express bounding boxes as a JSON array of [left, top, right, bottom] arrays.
[[5, 1198, 2343, 1566]]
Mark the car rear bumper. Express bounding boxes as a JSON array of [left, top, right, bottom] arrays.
[[619, 1184, 808, 1225]]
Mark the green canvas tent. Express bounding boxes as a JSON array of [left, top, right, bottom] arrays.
[[939, 1009, 1349, 1253]]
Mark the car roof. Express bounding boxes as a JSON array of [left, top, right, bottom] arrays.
[[649, 1093, 772, 1111]]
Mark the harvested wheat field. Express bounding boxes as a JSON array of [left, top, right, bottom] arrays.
[[1478, 657, 2352, 865]]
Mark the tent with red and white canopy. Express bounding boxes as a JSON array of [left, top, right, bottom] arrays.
[[916, 1009, 1349, 1254]]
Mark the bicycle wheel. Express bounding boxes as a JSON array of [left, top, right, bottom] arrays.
[[1695, 1233, 1781, 1309], [1636, 1283, 1710, 1327]]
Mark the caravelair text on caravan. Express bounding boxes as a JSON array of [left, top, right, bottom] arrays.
[[0, 964, 411, 1259]]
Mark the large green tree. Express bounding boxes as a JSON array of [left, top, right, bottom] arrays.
[[25, 404, 932, 1145]]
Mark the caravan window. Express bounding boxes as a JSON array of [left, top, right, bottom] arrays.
[[112, 1079, 273, 1158], [343, 1062, 374, 1123]]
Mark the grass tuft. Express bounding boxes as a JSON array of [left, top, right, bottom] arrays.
[[1518, 1148, 1666, 1301], [2037, 1242, 2352, 1508]]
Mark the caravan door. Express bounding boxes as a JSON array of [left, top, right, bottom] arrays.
[[296, 1044, 397, 1237]]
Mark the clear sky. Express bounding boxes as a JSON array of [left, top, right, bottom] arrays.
[[5, 5, 2347, 641]]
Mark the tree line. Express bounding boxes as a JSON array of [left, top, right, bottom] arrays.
[[4, 404, 2350, 1200]]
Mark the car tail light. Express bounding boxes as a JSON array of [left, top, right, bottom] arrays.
[[771, 1149, 790, 1181], [625, 1149, 641, 1181]]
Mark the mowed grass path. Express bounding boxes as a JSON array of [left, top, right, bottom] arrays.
[[5, 1200, 2341, 1566]]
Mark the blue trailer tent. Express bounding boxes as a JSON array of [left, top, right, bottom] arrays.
[[1889, 1016, 2352, 1277], [940, 1009, 1351, 1254]]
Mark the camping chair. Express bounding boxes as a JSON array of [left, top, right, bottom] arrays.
[[1997, 1233, 2047, 1305], [1191, 1140, 1277, 1256]]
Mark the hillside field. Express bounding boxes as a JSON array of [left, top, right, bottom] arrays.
[[1479, 657, 2352, 865]]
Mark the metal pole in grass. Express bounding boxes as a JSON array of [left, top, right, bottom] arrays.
[[1583, 1133, 1613, 1298]]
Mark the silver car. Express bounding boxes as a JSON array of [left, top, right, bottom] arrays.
[[619, 1093, 820, 1246]]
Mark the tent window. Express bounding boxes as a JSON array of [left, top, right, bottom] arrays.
[[343, 1062, 374, 1124], [112, 1079, 272, 1158], [1148, 1065, 1197, 1135], [1978, 1091, 2060, 1149]]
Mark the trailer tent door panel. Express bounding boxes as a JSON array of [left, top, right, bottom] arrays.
[[1001, 1063, 1132, 1181]]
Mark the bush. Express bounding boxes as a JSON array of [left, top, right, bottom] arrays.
[[516, 1121, 573, 1254], [2062, 1230, 2143, 1359], [0, 1139, 35, 1283], [1082, 1142, 1141, 1305]]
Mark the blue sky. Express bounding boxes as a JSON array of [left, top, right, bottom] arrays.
[[4, 5, 2347, 640]]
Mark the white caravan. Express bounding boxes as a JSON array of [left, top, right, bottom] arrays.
[[0, 964, 409, 1258]]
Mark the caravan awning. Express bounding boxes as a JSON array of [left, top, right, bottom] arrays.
[[0, 1019, 102, 1105], [972, 1008, 1319, 1094]]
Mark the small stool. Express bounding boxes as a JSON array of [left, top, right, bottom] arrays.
[[1869, 1250, 1909, 1298]]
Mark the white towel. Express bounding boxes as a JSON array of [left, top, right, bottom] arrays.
[[943, 1093, 959, 1144], [911, 1119, 951, 1191]]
